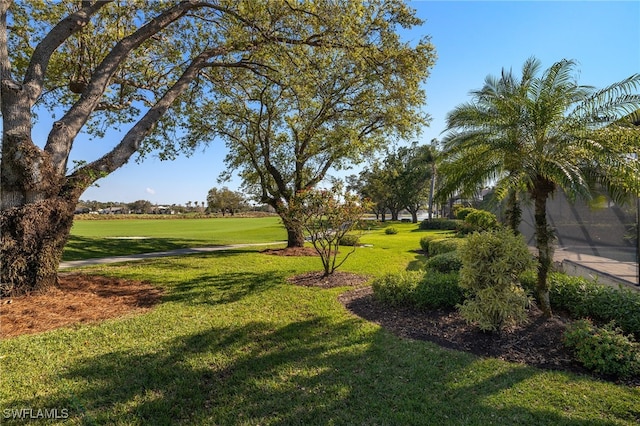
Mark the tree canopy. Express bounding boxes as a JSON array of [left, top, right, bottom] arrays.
[[206, 187, 245, 216], [348, 142, 437, 222], [179, 3, 435, 245], [0, 0, 434, 295]]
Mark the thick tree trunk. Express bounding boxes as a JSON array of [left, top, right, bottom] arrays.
[[531, 179, 556, 318], [285, 223, 305, 248], [273, 201, 305, 248], [1, 198, 75, 296]]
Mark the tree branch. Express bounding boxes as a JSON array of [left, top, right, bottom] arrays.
[[23, 1, 110, 104], [65, 50, 210, 194], [44, 1, 208, 175]]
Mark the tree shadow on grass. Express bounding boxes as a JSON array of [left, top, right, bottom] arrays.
[[5, 316, 634, 425], [162, 269, 287, 306], [406, 250, 429, 271], [63, 235, 199, 261], [107, 250, 292, 306]]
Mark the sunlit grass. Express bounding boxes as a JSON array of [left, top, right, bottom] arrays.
[[2, 221, 639, 424], [64, 216, 287, 260]]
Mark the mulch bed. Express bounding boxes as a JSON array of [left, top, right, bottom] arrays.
[[287, 271, 371, 288], [0, 273, 162, 339], [262, 247, 320, 256], [336, 285, 639, 387]]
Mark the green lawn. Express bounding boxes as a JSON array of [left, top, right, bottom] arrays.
[[64, 216, 287, 261], [2, 220, 639, 424]]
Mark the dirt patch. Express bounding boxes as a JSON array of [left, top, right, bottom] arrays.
[[287, 271, 371, 288], [1, 273, 162, 339], [262, 247, 319, 256], [339, 286, 639, 387]]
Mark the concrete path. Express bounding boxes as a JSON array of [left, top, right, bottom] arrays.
[[553, 248, 639, 290], [59, 242, 286, 270]]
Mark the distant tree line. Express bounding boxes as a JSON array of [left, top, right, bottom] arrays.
[[347, 142, 438, 223], [75, 190, 274, 216]]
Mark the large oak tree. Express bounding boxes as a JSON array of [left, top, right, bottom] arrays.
[[181, 4, 435, 247], [0, 0, 428, 295]]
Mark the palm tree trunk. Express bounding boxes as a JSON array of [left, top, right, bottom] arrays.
[[505, 190, 522, 233], [531, 179, 556, 317]]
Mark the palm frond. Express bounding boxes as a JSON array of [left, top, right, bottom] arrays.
[[570, 73, 640, 122]]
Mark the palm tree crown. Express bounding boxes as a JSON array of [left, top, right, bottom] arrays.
[[440, 57, 640, 316]]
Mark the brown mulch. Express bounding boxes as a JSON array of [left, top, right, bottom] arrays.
[[336, 286, 640, 387], [262, 247, 320, 256], [0, 273, 162, 339], [287, 271, 371, 288]]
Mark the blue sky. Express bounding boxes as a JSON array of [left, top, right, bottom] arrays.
[[58, 1, 640, 205]]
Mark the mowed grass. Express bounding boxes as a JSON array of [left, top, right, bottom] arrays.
[[64, 216, 287, 260], [2, 220, 639, 424]]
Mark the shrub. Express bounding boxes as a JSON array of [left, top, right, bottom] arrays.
[[458, 229, 534, 332], [564, 319, 640, 378], [414, 271, 464, 309], [547, 273, 640, 338], [419, 218, 462, 231], [456, 207, 477, 220], [372, 270, 464, 309], [425, 251, 462, 273], [428, 238, 466, 257], [454, 221, 476, 236], [338, 234, 360, 247], [371, 271, 422, 306], [464, 209, 499, 231], [419, 234, 450, 253], [458, 285, 531, 332], [385, 227, 399, 235]]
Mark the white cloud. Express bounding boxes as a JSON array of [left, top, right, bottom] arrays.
[[146, 187, 156, 195]]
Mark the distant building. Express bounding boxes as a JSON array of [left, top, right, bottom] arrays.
[[99, 207, 127, 214]]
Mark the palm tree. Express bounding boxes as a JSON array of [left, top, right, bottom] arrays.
[[440, 57, 640, 317]]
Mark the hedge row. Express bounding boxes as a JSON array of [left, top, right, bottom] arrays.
[[521, 271, 640, 338]]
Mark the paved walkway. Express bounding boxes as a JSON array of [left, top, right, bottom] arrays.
[[59, 242, 286, 270], [552, 248, 639, 290]]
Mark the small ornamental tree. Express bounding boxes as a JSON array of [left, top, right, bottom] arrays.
[[291, 186, 370, 277]]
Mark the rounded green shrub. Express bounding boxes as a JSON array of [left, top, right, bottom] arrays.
[[385, 227, 399, 235], [419, 234, 447, 253], [371, 271, 422, 306], [338, 234, 359, 246], [428, 238, 466, 257], [458, 228, 534, 332], [425, 251, 462, 273], [456, 207, 477, 220], [414, 271, 464, 309], [564, 319, 640, 378], [464, 209, 499, 231]]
